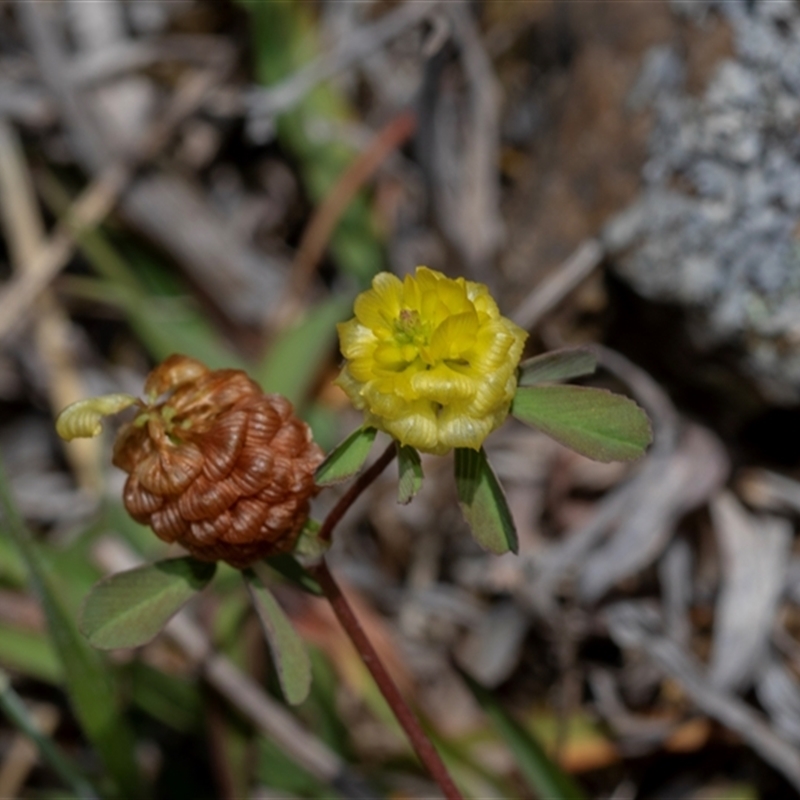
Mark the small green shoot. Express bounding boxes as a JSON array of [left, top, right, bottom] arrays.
[[461, 670, 588, 800]]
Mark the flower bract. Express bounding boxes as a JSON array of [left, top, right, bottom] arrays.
[[336, 267, 528, 455]]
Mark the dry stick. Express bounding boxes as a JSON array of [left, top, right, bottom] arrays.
[[0, 68, 222, 343], [274, 109, 418, 331], [309, 443, 465, 800], [510, 238, 605, 331], [0, 119, 102, 492], [247, 1, 438, 120]]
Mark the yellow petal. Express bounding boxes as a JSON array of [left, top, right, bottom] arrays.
[[380, 403, 440, 452], [373, 341, 412, 370], [335, 266, 528, 455], [354, 272, 403, 330], [428, 311, 479, 361], [337, 319, 376, 360], [410, 364, 477, 404], [438, 408, 495, 451]]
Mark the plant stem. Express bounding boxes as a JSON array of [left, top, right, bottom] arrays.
[[318, 441, 397, 542], [310, 561, 462, 800], [311, 442, 464, 800]]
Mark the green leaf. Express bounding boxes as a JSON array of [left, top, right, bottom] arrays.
[[460, 669, 588, 800], [265, 555, 323, 597], [0, 455, 145, 798], [454, 448, 518, 555], [517, 347, 597, 386], [80, 558, 216, 650], [397, 445, 423, 504], [512, 385, 653, 462], [244, 570, 312, 706], [315, 426, 377, 486]]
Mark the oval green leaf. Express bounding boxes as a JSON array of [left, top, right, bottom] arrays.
[[512, 384, 652, 462], [244, 570, 311, 706], [80, 558, 216, 650], [454, 448, 518, 555], [314, 426, 377, 486], [397, 445, 423, 505], [517, 348, 597, 387]]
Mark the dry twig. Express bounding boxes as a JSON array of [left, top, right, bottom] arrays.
[[0, 119, 101, 490]]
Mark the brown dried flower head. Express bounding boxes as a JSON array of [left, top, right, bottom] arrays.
[[112, 355, 324, 568]]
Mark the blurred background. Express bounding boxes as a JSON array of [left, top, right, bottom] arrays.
[[2, 0, 800, 797]]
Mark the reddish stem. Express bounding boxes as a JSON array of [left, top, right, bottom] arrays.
[[317, 441, 397, 543], [312, 440, 464, 799], [309, 560, 463, 800]]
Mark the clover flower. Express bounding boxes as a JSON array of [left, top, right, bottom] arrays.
[[323, 268, 653, 557], [335, 267, 528, 455], [57, 355, 323, 568]]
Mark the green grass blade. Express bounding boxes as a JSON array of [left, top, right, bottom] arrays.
[[80, 557, 216, 650], [39, 172, 244, 369], [240, 0, 384, 285], [0, 668, 99, 799], [512, 385, 653, 462], [0, 624, 62, 684], [461, 670, 588, 800], [0, 455, 145, 799], [454, 448, 518, 555]]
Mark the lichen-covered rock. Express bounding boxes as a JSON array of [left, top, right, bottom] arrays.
[[605, 0, 800, 402]]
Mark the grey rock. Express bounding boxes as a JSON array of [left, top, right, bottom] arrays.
[[608, 0, 800, 402]]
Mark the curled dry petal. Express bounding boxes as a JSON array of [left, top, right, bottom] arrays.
[[123, 476, 163, 521], [55, 394, 139, 441], [112, 355, 324, 568], [144, 354, 209, 400]]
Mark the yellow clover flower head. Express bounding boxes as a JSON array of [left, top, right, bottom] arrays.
[[335, 267, 528, 455]]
